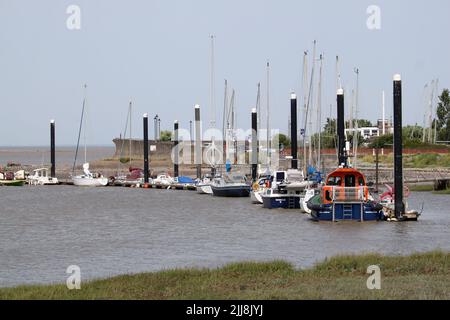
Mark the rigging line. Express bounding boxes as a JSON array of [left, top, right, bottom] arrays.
[[72, 93, 86, 176], [117, 105, 131, 175]]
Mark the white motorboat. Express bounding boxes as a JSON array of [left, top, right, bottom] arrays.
[[196, 175, 213, 194], [72, 163, 108, 187], [152, 174, 174, 186], [27, 168, 59, 185]]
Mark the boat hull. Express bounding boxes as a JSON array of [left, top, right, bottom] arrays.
[[211, 185, 251, 197], [250, 190, 263, 204], [197, 184, 213, 194], [262, 195, 303, 209], [0, 180, 26, 186], [307, 195, 383, 222], [72, 176, 108, 187]]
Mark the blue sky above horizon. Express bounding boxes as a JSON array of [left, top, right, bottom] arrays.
[[0, 0, 449, 146]]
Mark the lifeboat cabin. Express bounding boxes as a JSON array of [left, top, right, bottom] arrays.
[[308, 167, 383, 222]]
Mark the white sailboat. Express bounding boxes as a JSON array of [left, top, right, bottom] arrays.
[[72, 85, 108, 187], [72, 163, 108, 186]]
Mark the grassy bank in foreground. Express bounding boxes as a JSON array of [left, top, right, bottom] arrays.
[[1, 252, 449, 300]]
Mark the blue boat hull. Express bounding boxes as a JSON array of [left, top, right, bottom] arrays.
[[262, 195, 302, 209], [309, 203, 383, 221], [211, 186, 251, 197]]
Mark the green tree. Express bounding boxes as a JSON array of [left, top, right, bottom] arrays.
[[347, 119, 373, 128], [436, 89, 450, 141], [160, 130, 172, 142], [323, 118, 337, 135], [274, 133, 290, 149], [369, 134, 393, 149]]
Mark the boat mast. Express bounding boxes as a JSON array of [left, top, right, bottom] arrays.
[[428, 80, 435, 144], [302, 51, 308, 175], [256, 82, 261, 138], [422, 83, 429, 143], [433, 79, 439, 144], [382, 91, 386, 135], [72, 84, 87, 175], [353, 68, 360, 167], [223, 79, 228, 165], [307, 40, 317, 169], [266, 61, 271, 170], [209, 35, 216, 173], [316, 54, 323, 171], [129, 100, 132, 166], [256, 82, 261, 170], [83, 84, 87, 164]]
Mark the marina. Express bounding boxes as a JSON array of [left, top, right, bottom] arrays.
[[0, 1, 449, 303]]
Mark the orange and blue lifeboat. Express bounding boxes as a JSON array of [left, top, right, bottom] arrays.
[[307, 167, 383, 221]]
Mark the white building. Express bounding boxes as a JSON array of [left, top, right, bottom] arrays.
[[345, 127, 380, 140]]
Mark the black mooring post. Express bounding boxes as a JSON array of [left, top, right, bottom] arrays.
[[251, 108, 258, 181], [194, 105, 202, 179], [290, 93, 298, 169], [50, 120, 56, 178], [173, 120, 179, 178], [393, 74, 404, 219], [143, 114, 149, 183], [337, 89, 346, 167]]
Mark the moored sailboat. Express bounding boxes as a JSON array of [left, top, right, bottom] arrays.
[[71, 85, 108, 187]]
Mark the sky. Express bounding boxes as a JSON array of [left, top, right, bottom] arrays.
[[0, 0, 449, 146]]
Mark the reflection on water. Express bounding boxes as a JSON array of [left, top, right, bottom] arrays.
[[0, 187, 449, 287]]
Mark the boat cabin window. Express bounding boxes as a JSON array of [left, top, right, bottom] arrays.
[[345, 175, 356, 187], [358, 177, 365, 186], [276, 172, 285, 182], [327, 176, 342, 186]]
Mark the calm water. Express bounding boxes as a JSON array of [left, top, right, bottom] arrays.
[[0, 187, 449, 287]]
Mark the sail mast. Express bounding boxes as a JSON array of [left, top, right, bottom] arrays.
[[129, 100, 132, 166], [302, 51, 309, 174], [209, 35, 216, 172], [433, 79, 439, 144], [83, 84, 87, 164], [72, 84, 87, 175], [308, 40, 317, 169], [353, 68, 360, 167], [223, 79, 228, 164], [316, 54, 323, 171], [266, 61, 271, 169]]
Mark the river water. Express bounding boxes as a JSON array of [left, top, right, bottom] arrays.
[[0, 186, 449, 287]]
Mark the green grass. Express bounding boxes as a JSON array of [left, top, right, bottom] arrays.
[[433, 189, 450, 195], [361, 153, 450, 168], [409, 185, 435, 192], [1, 251, 449, 300]]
